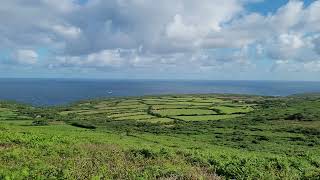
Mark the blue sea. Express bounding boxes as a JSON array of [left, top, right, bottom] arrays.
[[1, 78, 320, 106]]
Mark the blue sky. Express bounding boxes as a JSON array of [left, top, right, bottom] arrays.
[[0, 0, 320, 80], [247, 0, 315, 14]]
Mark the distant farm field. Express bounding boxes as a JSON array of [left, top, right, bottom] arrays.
[[59, 95, 253, 123]]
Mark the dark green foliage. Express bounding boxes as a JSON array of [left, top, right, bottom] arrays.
[[210, 108, 225, 114], [32, 119, 49, 126], [70, 122, 96, 129], [131, 149, 156, 159], [285, 113, 305, 120]]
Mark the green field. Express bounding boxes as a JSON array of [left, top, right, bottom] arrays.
[[0, 94, 320, 179], [211, 106, 253, 114], [173, 114, 243, 121], [152, 109, 216, 116]]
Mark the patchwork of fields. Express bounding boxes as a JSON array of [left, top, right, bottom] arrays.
[[60, 95, 255, 123]]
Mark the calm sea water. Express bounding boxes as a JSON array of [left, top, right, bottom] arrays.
[[1, 78, 320, 106]]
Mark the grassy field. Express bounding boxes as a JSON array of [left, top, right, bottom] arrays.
[[0, 94, 320, 179]]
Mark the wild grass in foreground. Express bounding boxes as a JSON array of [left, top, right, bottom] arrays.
[[0, 94, 320, 179]]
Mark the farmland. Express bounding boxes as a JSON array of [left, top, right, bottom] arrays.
[[59, 95, 253, 123], [0, 94, 320, 179]]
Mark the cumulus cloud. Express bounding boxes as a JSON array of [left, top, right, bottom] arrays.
[[265, 33, 313, 61], [1, 0, 320, 76], [166, 14, 199, 42], [13, 49, 38, 65], [54, 49, 125, 68], [272, 60, 320, 73], [52, 24, 81, 39]]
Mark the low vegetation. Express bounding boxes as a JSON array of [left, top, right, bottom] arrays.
[[0, 94, 320, 179]]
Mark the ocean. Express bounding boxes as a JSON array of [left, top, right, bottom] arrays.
[[1, 78, 320, 106]]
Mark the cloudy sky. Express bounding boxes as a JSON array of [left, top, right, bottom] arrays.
[[1, 0, 320, 80]]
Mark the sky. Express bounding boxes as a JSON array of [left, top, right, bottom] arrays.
[[1, 0, 320, 81]]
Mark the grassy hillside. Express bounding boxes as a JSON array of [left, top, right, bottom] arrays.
[[0, 94, 319, 179]]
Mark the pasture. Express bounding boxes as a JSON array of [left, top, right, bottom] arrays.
[[60, 95, 254, 123]]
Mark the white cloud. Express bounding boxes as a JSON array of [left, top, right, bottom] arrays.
[[52, 24, 81, 39], [265, 33, 310, 60], [272, 60, 320, 73], [13, 49, 38, 65], [271, 0, 304, 32], [1, 0, 320, 76], [54, 49, 127, 68], [279, 33, 304, 49], [166, 14, 199, 42]]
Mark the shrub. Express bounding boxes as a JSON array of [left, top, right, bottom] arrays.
[[70, 122, 96, 129], [285, 113, 304, 121], [32, 120, 49, 126], [131, 149, 156, 159]]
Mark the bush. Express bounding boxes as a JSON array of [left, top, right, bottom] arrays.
[[32, 120, 49, 126], [131, 149, 156, 159], [285, 113, 304, 121], [70, 122, 96, 129]]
